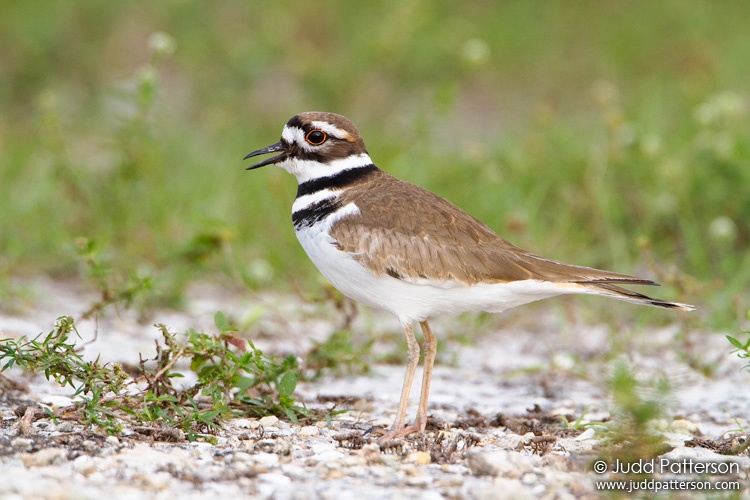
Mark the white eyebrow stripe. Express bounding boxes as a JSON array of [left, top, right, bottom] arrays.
[[282, 122, 353, 153], [310, 121, 349, 140]]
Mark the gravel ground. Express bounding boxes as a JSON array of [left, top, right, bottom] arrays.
[[1, 278, 748, 499]]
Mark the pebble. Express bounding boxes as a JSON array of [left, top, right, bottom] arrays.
[[298, 425, 319, 437], [56, 421, 75, 433], [20, 447, 66, 467], [72, 454, 96, 475], [232, 418, 258, 429], [521, 472, 537, 485], [467, 479, 532, 500], [10, 437, 32, 451], [405, 474, 432, 487], [258, 415, 280, 427], [467, 449, 541, 478], [141, 470, 173, 490], [317, 449, 345, 464], [574, 428, 596, 440], [311, 442, 336, 454], [259, 472, 292, 486], [405, 451, 431, 465], [252, 452, 280, 469], [280, 464, 307, 480], [82, 439, 99, 452]]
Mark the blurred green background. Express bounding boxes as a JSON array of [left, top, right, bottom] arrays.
[[0, 1, 747, 326]]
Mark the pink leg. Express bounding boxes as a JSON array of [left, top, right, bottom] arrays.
[[378, 322, 420, 442], [414, 320, 436, 431], [379, 321, 437, 442]]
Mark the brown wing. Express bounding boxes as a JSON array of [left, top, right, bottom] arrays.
[[330, 170, 657, 287]]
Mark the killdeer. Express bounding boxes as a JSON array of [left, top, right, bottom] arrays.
[[244, 112, 694, 441]]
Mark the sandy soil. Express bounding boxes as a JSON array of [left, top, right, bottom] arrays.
[[0, 278, 748, 499]]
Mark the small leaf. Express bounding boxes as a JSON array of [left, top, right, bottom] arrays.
[[284, 406, 299, 425], [234, 376, 255, 390], [726, 335, 744, 349], [223, 333, 247, 352], [277, 370, 297, 398], [214, 311, 230, 332]]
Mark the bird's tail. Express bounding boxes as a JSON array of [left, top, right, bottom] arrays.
[[579, 281, 695, 311]]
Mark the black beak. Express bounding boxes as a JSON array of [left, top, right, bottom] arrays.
[[244, 142, 288, 170]]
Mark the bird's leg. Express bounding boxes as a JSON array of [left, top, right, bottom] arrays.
[[414, 320, 436, 431], [395, 320, 437, 437], [378, 322, 420, 443]]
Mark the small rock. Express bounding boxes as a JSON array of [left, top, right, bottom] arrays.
[[498, 433, 524, 449], [254, 439, 277, 453], [72, 455, 96, 475], [256, 473, 292, 499], [521, 472, 537, 485], [82, 440, 99, 452], [10, 437, 32, 451], [311, 442, 336, 454], [252, 452, 280, 469], [670, 418, 701, 435], [405, 451, 431, 465], [467, 449, 541, 478], [272, 437, 292, 456], [56, 421, 75, 433], [325, 468, 346, 480], [575, 428, 596, 441], [258, 415, 279, 428], [405, 474, 432, 487], [306, 448, 346, 467], [258, 472, 291, 487], [42, 395, 74, 408], [142, 471, 173, 490], [105, 435, 120, 446], [254, 437, 292, 456], [21, 448, 66, 467], [228, 451, 252, 463], [232, 418, 258, 429], [280, 464, 306, 480], [298, 425, 318, 437], [468, 478, 532, 500], [317, 449, 345, 464]]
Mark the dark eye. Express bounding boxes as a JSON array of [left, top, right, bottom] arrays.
[[305, 130, 327, 145]]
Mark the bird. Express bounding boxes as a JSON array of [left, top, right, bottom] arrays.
[[244, 111, 694, 441]]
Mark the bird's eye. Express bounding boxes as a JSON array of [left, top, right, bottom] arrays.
[[305, 130, 327, 145]]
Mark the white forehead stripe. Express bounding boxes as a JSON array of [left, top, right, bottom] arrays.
[[282, 126, 306, 148]]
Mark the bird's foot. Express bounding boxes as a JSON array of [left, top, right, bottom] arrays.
[[376, 420, 426, 445]]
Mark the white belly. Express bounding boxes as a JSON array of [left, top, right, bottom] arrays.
[[295, 209, 573, 325]]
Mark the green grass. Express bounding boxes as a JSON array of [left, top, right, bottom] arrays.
[[1, 1, 748, 327]]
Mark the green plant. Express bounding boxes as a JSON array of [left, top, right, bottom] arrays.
[[726, 310, 750, 372], [0, 311, 327, 440], [304, 329, 373, 380], [557, 404, 608, 431], [74, 237, 156, 319], [596, 361, 674, 467], [0, 316, 130, 434]]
